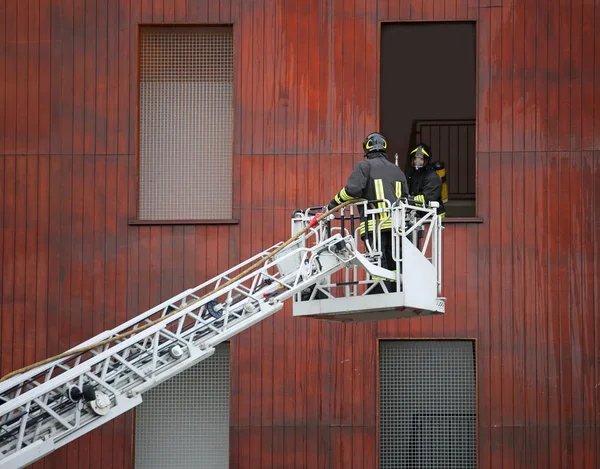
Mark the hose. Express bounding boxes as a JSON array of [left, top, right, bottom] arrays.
[[0, 200, 358, 384]]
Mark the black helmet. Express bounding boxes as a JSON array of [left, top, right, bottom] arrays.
[[362, 132, 387, 155], [410, 143, 432, 169]]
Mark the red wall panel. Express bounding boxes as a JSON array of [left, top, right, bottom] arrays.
[[1, 0, 599, 468]]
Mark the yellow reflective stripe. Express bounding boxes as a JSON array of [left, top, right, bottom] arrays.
[[372, 270, 396, 282], [334, 191, 343, 204], [334, 187, 355, 205], [359, 219, 393, 234], [360, 221, 377, 234], [374, 179, 384, 208], [380, 219, 392, 230], [374, 179, 385, 225], [339, 187, 354, 201], [395, 181, 402, 198], [359, 220, 377, 234], [360, 176, 391, 234]]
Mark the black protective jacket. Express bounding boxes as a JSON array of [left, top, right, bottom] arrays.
[[406, 165, 446, 216], [328, 152, 408, 236]]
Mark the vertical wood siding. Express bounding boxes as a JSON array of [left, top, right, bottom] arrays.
[[1, 0, 598, 467]]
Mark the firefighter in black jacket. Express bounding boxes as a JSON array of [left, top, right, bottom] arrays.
[[406, 143, 446, 217], [326, 132, 408, 293]]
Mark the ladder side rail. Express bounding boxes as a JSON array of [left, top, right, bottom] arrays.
[[0, 288, 247, 411], [0, 247, 308, 415], [1, 262, 353, 469], [0, 289, 197, 395], [0, 290, 202, 406], [0, 301, 211, 416], [0, 240, 294, 397], [2, 233, 347, 410], [0, 234, 357, 467], [0, 285, 218, 396], [1, 240, 285, 393]]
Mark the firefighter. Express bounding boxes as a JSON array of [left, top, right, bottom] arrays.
[[325, 132, 408, 294], [406, 143, 446, 217]]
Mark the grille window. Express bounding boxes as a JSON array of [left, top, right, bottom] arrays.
[[139, 26, 234, 221], [379, 340, 476, 468], [135, 343, 230, 469]]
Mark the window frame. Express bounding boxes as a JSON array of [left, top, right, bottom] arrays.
[[132, 23, 238, 226], [376, 338, 479, 469], [377, 20, 483, 224]]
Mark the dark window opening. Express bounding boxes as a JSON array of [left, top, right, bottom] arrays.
[[380, 22, 477, 218]]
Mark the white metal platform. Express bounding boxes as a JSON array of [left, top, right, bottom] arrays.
[[289, 200, 445, 321]]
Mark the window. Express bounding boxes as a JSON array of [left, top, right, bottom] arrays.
[[138, 26, 234, 221], [380, 22, 477, 218], [135, 343, 230, 469], [379, 340, 476, 468]]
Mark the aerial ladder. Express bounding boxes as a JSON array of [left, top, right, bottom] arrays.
[[0, 199, 444, 469]]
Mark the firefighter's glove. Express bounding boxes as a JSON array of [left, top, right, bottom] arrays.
[[327, 201, 337, 211], [413, 194, 426, 207]]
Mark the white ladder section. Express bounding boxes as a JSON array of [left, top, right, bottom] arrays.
[[0, 200, 444, 469]]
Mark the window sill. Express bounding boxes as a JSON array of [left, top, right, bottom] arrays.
[[441, 217, 484, 224], [129, 219, 240, 226]]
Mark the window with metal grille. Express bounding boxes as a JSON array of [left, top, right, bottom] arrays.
[[139, 25, 233, 221], [134, 343, 230, 469], [379, 340, 476, 469]]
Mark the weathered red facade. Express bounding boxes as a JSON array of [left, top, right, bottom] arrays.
[[1, 0, 599, 467]]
